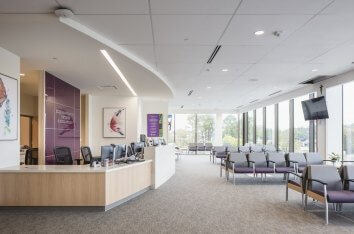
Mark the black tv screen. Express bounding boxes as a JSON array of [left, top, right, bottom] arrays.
[[301, 96, 329, 120]]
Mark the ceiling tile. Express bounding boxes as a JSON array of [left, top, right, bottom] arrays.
[[221, 15, 312, 45], [121, 45, 155, 67], [74, 15, 153, 44], [0, 0, 58, 13], [58, 0, 149, 14], [150, 0, 241, 14], [321, 0, 354, 15], [213, 45, 272, 63], [152, 15, 231, 45], [243, 63, 300, 77], [155, 45, 214, 63], [157, 63, 204, 78], [237, 0, 332, 14]]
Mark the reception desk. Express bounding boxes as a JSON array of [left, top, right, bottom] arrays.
[[0, 160, 152, 210], [144, 144, 176, 189]]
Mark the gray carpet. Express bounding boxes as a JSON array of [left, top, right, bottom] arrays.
[[1, 155, 354, 233]]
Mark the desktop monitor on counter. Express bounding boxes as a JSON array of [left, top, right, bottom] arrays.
[[101, 145, 113, 161]]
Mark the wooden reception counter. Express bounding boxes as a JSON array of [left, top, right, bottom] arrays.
[[0, 160, 152, 210]]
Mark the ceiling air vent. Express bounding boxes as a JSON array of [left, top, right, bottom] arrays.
[[97, 85, 118, 90], [249, 99, 259, 104], [236, 105, 244, 109], [187, 90, 194, 96], [180, 105, 184, 109], [300, 75, 333, 85], [207, 45, 221, 64], [268, 90, 282, 96]]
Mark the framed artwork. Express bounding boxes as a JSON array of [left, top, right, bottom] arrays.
[[103, 107, 126, 138], [0, 73, 18, 140]]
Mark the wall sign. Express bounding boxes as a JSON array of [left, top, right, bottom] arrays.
[[0, 73, 18, 141], [147, 114, 163, 137]]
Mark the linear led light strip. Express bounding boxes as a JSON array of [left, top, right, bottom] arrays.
[[100, 49, 137, 96]]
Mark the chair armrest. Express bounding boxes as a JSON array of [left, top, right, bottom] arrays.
[[268, 160, 276, 164], [288, 160, 298, 163], [308, 178, 328, 185], [343, 160, 354, 163], [248, 160, 255, 163], [288, 172, 302, 179], [343, 179, 354, 182]]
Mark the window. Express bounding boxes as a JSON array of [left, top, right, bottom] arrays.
[[240, 114, 243, 146], [247, 111, 254, 144], [266, 105, 275, 145], [197, 114, 216, 144], [167, 114, 175, 143], [222, 114, 239, 147], [294, 95, 310, 153], [278, 101, 290, 152], [256, 108, 263, 144], [175, 114, 195, 148], [343, 82, 354, 161]]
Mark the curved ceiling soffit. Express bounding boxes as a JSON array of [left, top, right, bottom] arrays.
[[59, 17, 175, 99]]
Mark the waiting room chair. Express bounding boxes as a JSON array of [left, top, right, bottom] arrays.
[[54, 146, 73, 165], [305, 152, 333, 166], [197, 143, 205, 153], [227, 146, 239, 153], [263, 145, 277, 153], [248, 152, 272, 180], [212, 146, 227, 164], [286, 167, 308, 206], [250, 145, 264, 153], [304, 165, 354, 225], [205, 143, 213, 153], [188, 143, 197, 154], [341, 165, 354, 191], [227, 152, 253, 184], [81, 146, 93, 164], [287, 153, 307, 173], [267, 152, 294, 174], [238, 145, 250, 153]]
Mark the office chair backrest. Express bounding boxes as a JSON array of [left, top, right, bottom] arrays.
[[25, 148, 38, 165], [341, 165, 354, 190], [307, 165, 342, 192], [81, 146, 92, 164], [305, 152, 323, 165], [54, 147, 73, 165], [288, 153, 307, 167], [229, 152, 248, 167], [248, 152, 267, 167], [267, 152, 286, 167]]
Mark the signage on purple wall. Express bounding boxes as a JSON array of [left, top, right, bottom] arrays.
[[147, 114, 163, 137]]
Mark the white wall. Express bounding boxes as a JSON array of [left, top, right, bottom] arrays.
[[139, 98, 169, 140], [87, 95, 139, 155], [0, 47, 20, 168]]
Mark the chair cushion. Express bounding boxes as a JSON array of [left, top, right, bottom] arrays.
[[216, 154, 227, 158], [234, 167, 254, 173], [275, 167, 294, 173], [255, 167, 274, 173], [313, 190, 354, 203]]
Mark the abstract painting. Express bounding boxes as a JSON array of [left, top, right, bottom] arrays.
[[0, 73, 18, 140], [103, 107, 126, 138]]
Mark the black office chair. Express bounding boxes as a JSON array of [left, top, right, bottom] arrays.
[[81, 146, 93, 164], [24, 148, 38, 165], [53, 146, 73, 165]]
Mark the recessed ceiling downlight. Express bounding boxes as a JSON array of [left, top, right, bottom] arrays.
[[221, 68, 229, 72], [254, 30, 265, 36], [248, 78, 259, 82], [20, 73, 25, 77], [312, 68, 318, 72]]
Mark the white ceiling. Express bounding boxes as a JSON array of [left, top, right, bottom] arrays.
[[1, 0, 354, 110]]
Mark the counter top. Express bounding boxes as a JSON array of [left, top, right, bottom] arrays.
[[0, 160, 152, 173]]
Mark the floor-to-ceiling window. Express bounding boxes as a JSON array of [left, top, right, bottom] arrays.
[[294, 95, 310, 153], [278, 101, 290, 152], [256, 108, 263, 145], [222, 114, 239, 147], [343, 82, 354, 161], [247, 111, 254, 144], [175, 114, 196, 148], [197, 114, 216, 144], [239, 114, 243, 146], [266, 105, 275, 145]]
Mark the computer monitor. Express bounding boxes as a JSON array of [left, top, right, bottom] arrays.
[[133, 142, 144, 154], [101, 145, 113, 161], [114, 144, 125, 160]]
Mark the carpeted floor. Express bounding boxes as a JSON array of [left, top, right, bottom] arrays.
[[1, 155, 354, 233]]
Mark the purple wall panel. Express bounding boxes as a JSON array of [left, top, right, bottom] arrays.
[[45, 72, 80, 164]]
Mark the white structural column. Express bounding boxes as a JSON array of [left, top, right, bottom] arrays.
[[215, 113, 223, 146]]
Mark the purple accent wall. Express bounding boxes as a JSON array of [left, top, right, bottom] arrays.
[[45, 72, 80, 164]]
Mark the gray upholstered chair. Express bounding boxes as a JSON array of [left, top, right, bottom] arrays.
[[341, 165, 354, 191], [188, 143, 197, 154], [286, 166, 308, 206], [287, 153, 307, 173], [250, 145, 264, 153], [227, 146, 239, 154], [304, 165, 354, 225], [238, 145, 250, 153], [267, 152, 294, 173], [227, 152, 253, 184], [212, 146, 227, 164], [248, 152, 272, 180], [305, 152, 334, 166], [197, 143, 205, 153], [205, 143, 213, 153], [264, 145, 277, 153]]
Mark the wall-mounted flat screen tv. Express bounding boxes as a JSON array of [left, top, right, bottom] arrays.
[[301, 96, 329, 120]]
